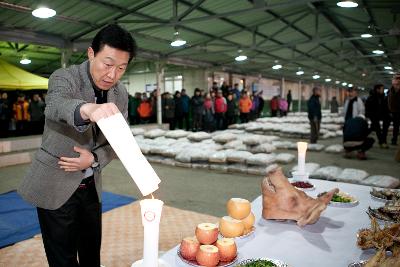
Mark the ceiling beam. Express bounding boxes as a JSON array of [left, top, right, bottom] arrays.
[[133, 0, 322, 32], [177, 0, 206, 21], [0, 26, 68, 48], [308, 2, 378, 73], [71, 0, 162, 41]]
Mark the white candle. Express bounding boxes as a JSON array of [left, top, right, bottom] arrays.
[[297, 142, 308, 175], [140, 198, 164, 267]]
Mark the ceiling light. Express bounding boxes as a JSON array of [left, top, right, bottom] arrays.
[[20, 55, 31, 65], [362, 73, 366, 77], [170, 31, 186, 47], [312, 74, 320, 79], [235, 55, 247, 61], [348, 83, 353, 87], [337, 1, 358, 8], [335, 81, 340, 84], [372, 50, 384, 55], [325, 78, 332, 82], [272, 64, 282, 70], [342, 82, 347, 86], [235, 50, 247, 61], [389, 71, 395, 75], [32, 7, 56, 18], [296, 70, 304, 75], [384, 66, 393, 70], [360, 33, 372, 38]]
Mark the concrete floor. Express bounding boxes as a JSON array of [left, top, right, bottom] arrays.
[[0, 136, 399, 217]]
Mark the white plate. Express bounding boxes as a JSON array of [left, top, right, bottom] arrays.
[[348, 260, 367, 267], [329, 199, 359, 207], [289, 179, 316, 191], [177, 249, 238, 267], [219, 226, 256, 240], [236, 257, 291, 267]]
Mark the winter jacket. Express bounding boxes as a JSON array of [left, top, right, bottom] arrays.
[[388, 87, 400, 113], [29, 100, 45, 122], [270, 98, 279, 111], [174, 97, 184, 117], [13, 100, 30, 121], [214, 96, 227, 113], [239, 97, 252, 113], [191, 95, 204, 115], [162, 97, 175, 119], [307, 95, 321, 121], [226, 99, 237, 116], [181, 94, 190, 113], [128, 96, 140, 117], [343, 116, 370, 145], [343, 97, 365, 120], [365, 91, 389, 121], [137, 101, 152, 118]]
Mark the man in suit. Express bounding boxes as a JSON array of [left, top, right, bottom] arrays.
[[18, 24, 137, 267]]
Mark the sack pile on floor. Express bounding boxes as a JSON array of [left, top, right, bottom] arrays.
[[131, 127, 399, 188]]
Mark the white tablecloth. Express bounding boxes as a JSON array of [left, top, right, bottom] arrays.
[[161, 179, 384, 267]]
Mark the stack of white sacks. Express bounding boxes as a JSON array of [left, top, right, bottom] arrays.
[[131, 127, 399, 189]]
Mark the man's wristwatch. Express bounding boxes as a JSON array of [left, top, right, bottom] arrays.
[[91, 152, 99, 169]]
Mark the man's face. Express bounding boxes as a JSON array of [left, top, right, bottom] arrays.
[[393, 74, 400, 90], [88, 45, 130, 90], [348, 90, 357, 98]]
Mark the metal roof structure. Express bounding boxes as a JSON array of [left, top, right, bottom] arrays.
[[0, 0, 399, 87]]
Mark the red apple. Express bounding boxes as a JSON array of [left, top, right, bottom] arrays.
[[216, 238, 237, 262], [196, 245, 220, 267], [180, 236, 200, 261], [195, 223, 219, 245]]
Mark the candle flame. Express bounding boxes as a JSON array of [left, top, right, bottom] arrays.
[[151, 193, 154, 199]]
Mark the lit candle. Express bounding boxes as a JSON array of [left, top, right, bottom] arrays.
[[297, 142, 308, 175], [140, 197, 164, 267]]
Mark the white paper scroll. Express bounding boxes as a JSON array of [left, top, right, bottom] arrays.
[[97, 113, 160, 196]]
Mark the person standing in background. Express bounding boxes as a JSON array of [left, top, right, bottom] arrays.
[[270, 96, 279, 117], [128, 93, 141, 125], [226, 92, 237, 126], [388, 72, 400, 146], [230, 83, 241, 101], [214, 90, 227, 130], [307, 87, 322, 144], [286, 90, 292, 113], [137, 94, 152, 123], [174, 91, 184, 129], [279, 96, 288, 117], [330, 96, 339, 113], [13, 93, 30, 135], [162, 92, 175, 130], [365, 84, 390, 148], [203, 93, 215, 132], [180, 89, 190, 130], [29, 94, 46, 135], [239, 92, 252, 123], [191, 88, 204, 131], [0, 91, 12, 138]]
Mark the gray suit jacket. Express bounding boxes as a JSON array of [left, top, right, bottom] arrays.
[[18, 60, 128, 210]]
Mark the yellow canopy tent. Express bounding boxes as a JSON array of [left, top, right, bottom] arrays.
[[0, 58, 48, 90]]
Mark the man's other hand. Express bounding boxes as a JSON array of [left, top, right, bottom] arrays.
[[58, 146, 94, 172]]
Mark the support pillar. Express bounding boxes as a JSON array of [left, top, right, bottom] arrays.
[[298, 80, 302, 113], [155, 62, 165, 125]]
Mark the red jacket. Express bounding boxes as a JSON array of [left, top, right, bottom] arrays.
[[214, 96, 227, 113]]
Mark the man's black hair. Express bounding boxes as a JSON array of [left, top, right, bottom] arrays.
[[373, 84, 384, 91], [91, 24, 137, 63]]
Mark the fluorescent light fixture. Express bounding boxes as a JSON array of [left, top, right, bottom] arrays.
[[272, 64, 282, 70], [360, 33, 372, 38], [342, 82, 348, 86], [335, 81, 340, 84], [296, 70, 304, 75], [384, 66, 392, 70], [325, 78, 332, 82], [337, 1, 358, 8], [20, 55, 31, 64], [32, 7, 56, 18], [372, 50, 384, 55], [362, 73, 366, 77], [348, 83, 353, 87], [312, 74, 320, 79], [389, 71, 395, 75], [235, 55, 247, 61], [170, 31, 186, 47]]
